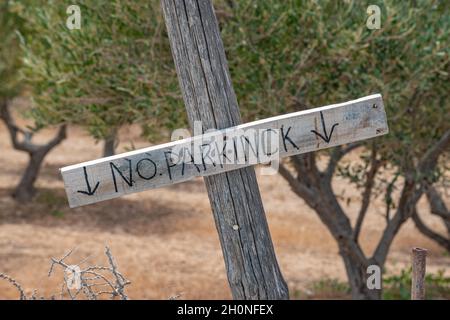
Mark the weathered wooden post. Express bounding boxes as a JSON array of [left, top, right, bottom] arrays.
[[160, 0, 288, 299], [411, 247, 427, 300]]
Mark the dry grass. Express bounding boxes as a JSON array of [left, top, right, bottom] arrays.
[[0, 120, 448, 299]]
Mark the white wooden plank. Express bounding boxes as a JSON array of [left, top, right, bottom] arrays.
[[61, 94, 388, 207]]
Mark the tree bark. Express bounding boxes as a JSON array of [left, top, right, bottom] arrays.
[[280, 157, 380, 299], [411, 247, 427, 300], [103, 129, 117, 157], [412, 208, 450, 253], [1, 99, 67, 202], [161, 0, 288, 299], [341, 249, 381, 300], [278, 103, 449, 300], [426, 186, 450, 237], [12, 150, 46, 202]]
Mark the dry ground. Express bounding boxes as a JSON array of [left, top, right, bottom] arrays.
[[0, 120, 449, 299]]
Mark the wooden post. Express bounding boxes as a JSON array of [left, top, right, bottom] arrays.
[[160, 0, 288, 299], [411, 247, 427, 300]]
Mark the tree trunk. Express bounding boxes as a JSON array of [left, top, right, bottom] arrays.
[[1, 99, 67, 203], [340, 249, 381, 299], [12, 150, 46, 202], [103, 130, 117, 157], [279, 156, 383, 299], [426, 186, 450, 238], [161, 0, 288, 299]]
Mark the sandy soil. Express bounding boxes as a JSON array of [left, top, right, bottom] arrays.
[[0, 119, 448, 299]]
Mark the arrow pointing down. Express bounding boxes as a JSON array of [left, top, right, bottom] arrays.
[[77, 166, 100, 196], [311, 111, 339, 143]]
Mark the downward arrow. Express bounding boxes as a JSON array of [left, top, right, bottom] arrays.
[[77, 166, 100, 196], [311, 111, 339, 143]]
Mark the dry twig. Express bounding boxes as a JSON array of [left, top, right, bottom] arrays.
[[1, 246, 130, 300]]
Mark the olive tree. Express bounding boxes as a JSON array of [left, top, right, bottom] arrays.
[[220, 0, 449, 299], [14, 0, 448, 299], [0, 0, 66, 202], [21, 0, 185, 157]]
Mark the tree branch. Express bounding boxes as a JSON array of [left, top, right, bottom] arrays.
[[281, 156, 366, 266], [0, 99, 67, 154], [418, 129, 450, 174], [0, 273, 26, 300], [325, 142, 363, 180], [278, 162, 318, 207], [105, 246, 128, 300], [353, 147, 382, 242], [426, 185, 450, 237], [373, 130, 450, 264], [373, 177, 418, 265], [426, 185, 450, 220], [291, 152, 322, 188], [47, 246, 130, 300], [0, 99, 37, 152], [412, 208, 450, 252], [43, 124, 67, 152]]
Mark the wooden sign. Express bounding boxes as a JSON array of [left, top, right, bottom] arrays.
[[61, 94, 388, 208]]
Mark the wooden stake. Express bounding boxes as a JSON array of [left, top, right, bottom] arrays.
[[411, 247, 427, 300], [160, 0, 288, 299]]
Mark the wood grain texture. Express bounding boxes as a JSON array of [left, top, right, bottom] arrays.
[[61, 94, 388, 208], [161, 0, 288, 299], [411, 247, 427, 300]]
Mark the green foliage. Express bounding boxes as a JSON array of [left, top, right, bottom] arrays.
[[293, 278, 351, 299], [18, 1, 449, 157], [310, 278, 351, 298], [9, 0, 449, 191], [220, 0, 449, 180], [0, 0, 29, 99], [21, 0, 186, 140], [35, 190, 67, 218], [36, 189, 67, 207], [294, 269, 450, 299], [51, 209, 65, 218], [383, 268, 450, 300]]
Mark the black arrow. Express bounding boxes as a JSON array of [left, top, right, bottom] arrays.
[[311, 111, 339, 143], [77, 166, 100, 196]]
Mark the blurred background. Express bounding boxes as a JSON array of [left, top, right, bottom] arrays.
[[0, 0, 448, 299]]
